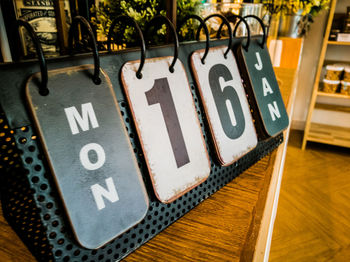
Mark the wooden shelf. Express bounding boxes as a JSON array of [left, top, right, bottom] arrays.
[[307, 123, 350, 148], [302, 0, 350, 150], [315, 103, 350, 113], [328, 40, 350, 46], [317, 91, 350, 99]]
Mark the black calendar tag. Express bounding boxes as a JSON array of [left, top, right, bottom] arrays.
[[26, 65, 149, 249], [236, 41, 289, 137]]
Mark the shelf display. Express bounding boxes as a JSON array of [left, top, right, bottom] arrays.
[[303, 0, 350, 150], [321, 64, 350, 95]]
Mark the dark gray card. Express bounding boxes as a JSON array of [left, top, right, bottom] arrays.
[[26, 65, 149, 249], [237, 41, 289, 137]]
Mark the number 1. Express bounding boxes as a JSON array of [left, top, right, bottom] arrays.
[[146, 78, 190, 168]]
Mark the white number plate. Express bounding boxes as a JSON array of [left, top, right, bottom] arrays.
[[121, 57, 210, 203], [191, 46, 258, 165]]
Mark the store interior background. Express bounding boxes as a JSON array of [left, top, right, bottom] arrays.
[[290, 11, 327, 130], [268, 0, 350, 260], [291, 1, 350, 131]]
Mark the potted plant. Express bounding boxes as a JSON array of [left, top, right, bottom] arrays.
[[296, 0, 330, 36], [262, 0, 330, 37], [90, 0, 203, 49]]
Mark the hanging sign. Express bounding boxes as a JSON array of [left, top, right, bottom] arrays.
[[26, 65, 149, 249], [121, 57, 210, 203], [191, 46, 258, 165], [236, 41, 289, 137]]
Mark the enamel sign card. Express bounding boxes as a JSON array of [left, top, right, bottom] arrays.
[[121, 57, 210, 203], [26, 65, 149, 249], [191, 46, 258, 165], [236, 41, 289, 137]]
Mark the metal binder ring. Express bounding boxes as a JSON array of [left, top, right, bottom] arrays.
[[178, 15, 209, 64], [17, 19, 48, 96], [68, 16, 101, 85], [229, 15, 251, 51], [202, 14, 233, 59], [145, 15, 179, 73], [107, 15, 146, 79], [217, 14, 250, 51], [242, 15, 266, 48]]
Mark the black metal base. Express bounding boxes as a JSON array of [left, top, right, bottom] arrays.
[[0, 103, 283, 262], [0, 38, 284, 262]]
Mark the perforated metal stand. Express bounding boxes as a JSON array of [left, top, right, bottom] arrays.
[[0, 38, 283, 262], [0, 98, 283, 262]]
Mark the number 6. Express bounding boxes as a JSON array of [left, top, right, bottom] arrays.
[[191, 46, 257, 165]]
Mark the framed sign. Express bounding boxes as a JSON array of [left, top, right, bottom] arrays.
[[26, 65, 149, 249], [121, 57, 210, 203], [236, 40, 289, 137], [191, 46, 258, 166]]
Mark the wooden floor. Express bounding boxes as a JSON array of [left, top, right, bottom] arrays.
[[270, 130, 350, 262]]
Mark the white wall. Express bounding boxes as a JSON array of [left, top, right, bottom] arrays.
[[291, 11, 328, 130]]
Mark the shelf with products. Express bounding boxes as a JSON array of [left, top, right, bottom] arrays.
[[302, 0, 350, 149]]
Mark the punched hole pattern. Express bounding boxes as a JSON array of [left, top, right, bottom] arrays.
[[0, 84, 283, 262]]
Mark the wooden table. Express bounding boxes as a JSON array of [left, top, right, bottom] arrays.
[[0, 68, 298, 262]]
